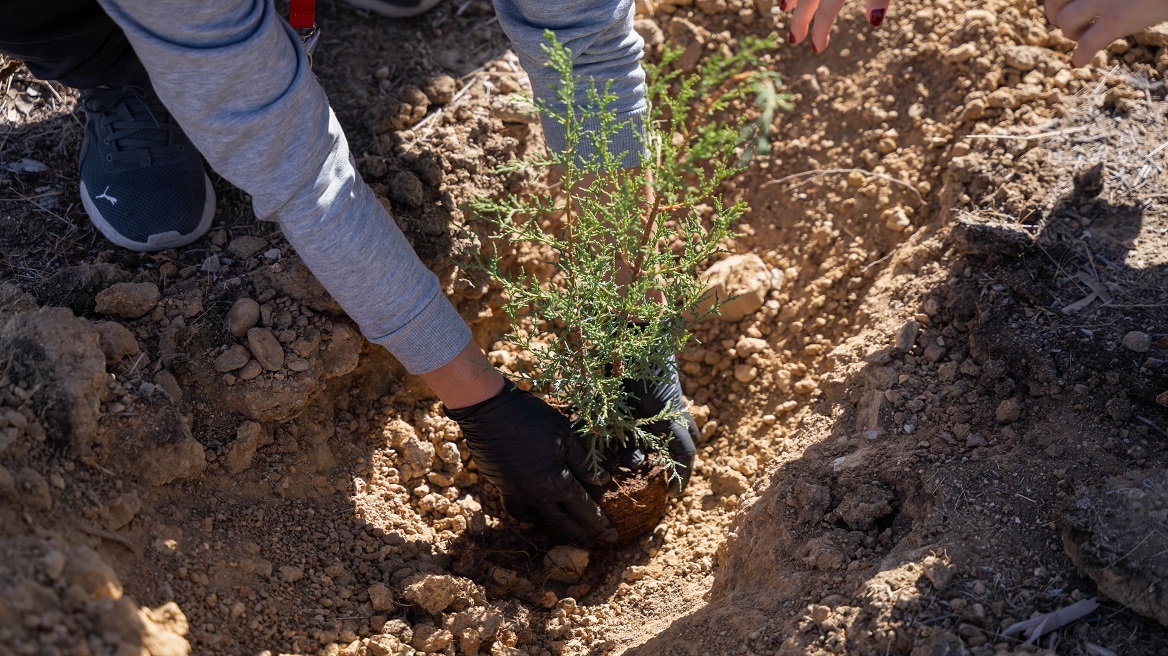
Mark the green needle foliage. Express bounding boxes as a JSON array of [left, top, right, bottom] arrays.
[[469, 32, 792, 476]]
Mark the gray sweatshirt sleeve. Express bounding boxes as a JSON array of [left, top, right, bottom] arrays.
[[95, 0, 471, 374], [492, 0, 647, 169]]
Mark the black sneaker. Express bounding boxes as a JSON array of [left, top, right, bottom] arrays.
[[340, 0, 442, 18], [78, 84, 214, 252]]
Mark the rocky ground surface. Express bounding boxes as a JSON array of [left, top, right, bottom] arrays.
[[2, 0, 1168, 655]]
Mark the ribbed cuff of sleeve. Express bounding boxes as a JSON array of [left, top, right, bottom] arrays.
[[540, 107, 647, 170], [369, 292, 472, 375]]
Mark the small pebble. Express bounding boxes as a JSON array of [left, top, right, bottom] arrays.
[[247, 328, 285, 371], [226, 298, 261, 339], [424, 75, 458, 105], [995, 397, 1023, 424], [734, 364, 758, 383], [94, 282, 161, 319], [214, 345, 250, 373], [895, 319, 920, 350], [1122, 331, 1152, 353], [239, 360, 263, 381], [228, 235, 269, 259]]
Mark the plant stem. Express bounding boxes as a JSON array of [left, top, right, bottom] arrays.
[[703, 70, 756, 111], [616, 184, 665, 329]]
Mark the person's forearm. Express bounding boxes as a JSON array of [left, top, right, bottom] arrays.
[[492, 0, 648, 168], [419, 341, 506, 409], [97, 0, 470, 375]]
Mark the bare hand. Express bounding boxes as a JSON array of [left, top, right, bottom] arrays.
[[784, 0, 893, 54], [1047, 0, 1168, 67]]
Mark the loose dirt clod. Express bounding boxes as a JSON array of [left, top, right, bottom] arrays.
[[228, 235, 269, 259], [697, 253, 772, 322], [401, 574, 485, 615], [423, 75, 458, 105], [369, 582, 396, 612], [1122, 330, 1152, 353], [1062, 469, 1168, 625], [995, 396, 1023, 424], [544, 546, 590, 583], [94, 282, 160, 318], [93, 320, 140, 363]]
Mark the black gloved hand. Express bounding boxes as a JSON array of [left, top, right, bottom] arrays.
[[444, 380, 618, 546], [623, 353, 698, 496]]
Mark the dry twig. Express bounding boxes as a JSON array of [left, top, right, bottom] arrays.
[[1002, 597, 1099, 645], [761, 168, 924, 203], [965, 126, 1089, 141], [78, 524, 140, 555]]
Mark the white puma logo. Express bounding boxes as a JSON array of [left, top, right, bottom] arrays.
[[95, 186, 118, 205]]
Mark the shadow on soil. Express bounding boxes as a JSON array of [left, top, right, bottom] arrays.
[[620, 185, 1168, 655]]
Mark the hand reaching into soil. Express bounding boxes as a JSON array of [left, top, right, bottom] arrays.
[[445, 380, 620, 546], [784, 0, 893, 54], [1046, 0, 1168, 67], [623, 355, 699, 496]]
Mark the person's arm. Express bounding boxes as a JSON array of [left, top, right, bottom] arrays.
[[492, 0, 647, 169], [96, 0, 472, 379], [420, 341, 505, 408], [96, 0, 615, 542]]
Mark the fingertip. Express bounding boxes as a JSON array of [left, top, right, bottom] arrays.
[[620, 446, 647, 469], [789, 21, 809, 45], [593, 468, 611, 486], [542, 504, 598, 547], [561, 480, 615, 537], [1045, 0, 1069, 25], [1070, 46, 1093, 69], [569, 532, 597, 549]]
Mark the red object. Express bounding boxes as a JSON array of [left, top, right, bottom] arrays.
[[787, 32, 795, 44], [289, 0, 316, 29], [869, 8, 886, 26]]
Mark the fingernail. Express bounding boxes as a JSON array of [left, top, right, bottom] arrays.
[[810, 41, 819, 54], [601, 528, 619, 543], [869, 8, 885, 26], [788, 32, 796, 44], [779, 0, 787, 9]]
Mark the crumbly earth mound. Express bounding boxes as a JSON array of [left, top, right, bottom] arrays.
[[1062, 469, 1168, 626], [2, 0, 1168, 654]]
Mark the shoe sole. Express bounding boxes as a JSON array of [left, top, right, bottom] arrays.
[[342, 0, 442, 18], [81, 175, 216, 252]]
